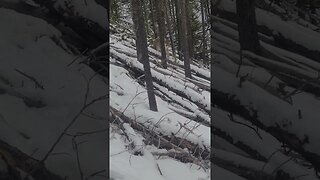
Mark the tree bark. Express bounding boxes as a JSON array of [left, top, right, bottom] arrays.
[[165, 0, 177, 59], [180, 0, 192, 78], [185, 1, 194, 58], [201, 0, 208, 65], [174, 0, 183, 61], [131, 0, 158, 111], [154, 0, 168, 68], [149, 0, 158, 39], [236, 0, 261, 54]]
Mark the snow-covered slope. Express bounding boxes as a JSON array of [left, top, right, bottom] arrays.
[[110, 25, 211, 180], [213, 0, 320, 179], [0, 6, 107, 180]]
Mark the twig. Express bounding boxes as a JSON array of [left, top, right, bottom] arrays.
[[85, 169, 106, 180], [264, 74, 274, 88], [236, 50, 243, 78], [67, 48, 89, 67], [228, 113, 263, 140], [270, 157, 294, 177], [33, 94, 107, 170], [14, 68, 44, 90], [121, 91, 146, 115], [72, 138, 84, 180]]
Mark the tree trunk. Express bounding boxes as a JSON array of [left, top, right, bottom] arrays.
[[185, 1, 194, 58], [201, 0, 208, 65], [149, 0, 158, 39], [296, 0, 306, 19], [154, 0, 168, 68], [211, 0, 214, 62], [174, 0, 183, 61], [165, 0, 176, 59], [131, 0, 158, 111], [236, 0, 261, 54], [141, 0, 149, 36], [180, 0, 192, 78]]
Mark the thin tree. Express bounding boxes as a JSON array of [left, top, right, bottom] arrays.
[[174, 0, 183, 61], [154, 0, 168, 68], [201, 0, 208, 65], [236, 0, 260, 54], [131, 0, 158, 111], [180, 0, 192, 78], [185, 1, 194, 59], [165, 0, 176, 59], [149, 0, 158, 39], [211, 0, 214, 62]]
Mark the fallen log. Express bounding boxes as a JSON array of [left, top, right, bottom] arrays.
[[110, 107, 210, 161], [1, 0, 108, 51], [110, 51, 210, 114], [213, 126, 267, 162], [212, 87, 320, 173], [0, 84, 45, 108], [213, 153, 275, 180], [0, 139, 64, 180], [215, 6, 320, 66]]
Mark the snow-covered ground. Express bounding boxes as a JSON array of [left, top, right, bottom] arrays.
[[110, 24, 211, 179], [0, 4, 107, 180], [213, 0, 320, 179]]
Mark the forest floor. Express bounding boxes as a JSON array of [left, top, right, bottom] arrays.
[[109, 23, 211, 180], [213, 0, 320, 179], [0, 1, 108, 179]]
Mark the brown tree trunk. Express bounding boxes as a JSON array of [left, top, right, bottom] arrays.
[[180, 0, 192, 78], [185, 1, 194, 58], [296, 0, 306, 19], [131, 0, 158, 111], [149, 0, 158, 39], [165, 0, 176, 58], [154, 0, 168, 68], [236, 0, 261, 54], [174, 0, 183, 61], [142, 0, 149, 36], [201, 0, 208, 65]]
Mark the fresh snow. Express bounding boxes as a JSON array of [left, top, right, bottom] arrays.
[[0, 7, 107, 179]]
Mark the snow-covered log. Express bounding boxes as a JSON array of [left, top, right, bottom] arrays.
[[110, 51, 210, 114], [110, 107, 210, 161], [0, 139, 64, 180], [212, 75, 320, 174], [1, 0, 108, 51]]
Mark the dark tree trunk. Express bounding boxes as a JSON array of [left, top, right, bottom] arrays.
[[154, 0, 168, 68], [296, 0, 306, 19], [211, 0, 214, 62], [185, 1, 194, 58], [141, 0, 149, 36], [149, 0, 158, 39], [169, 0, 176, 25], [201, 0, 208, 65], [236, 0, 261, 54], [131, 0, 158, 111], [165, 0, 176, 58], [180, 0, 192, 78], [174, 0, 183, 61]]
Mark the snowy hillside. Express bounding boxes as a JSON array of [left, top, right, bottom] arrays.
[[0, 1, 108, 179], [213, 0, 320, 179], [109, 24, 211, 180]]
